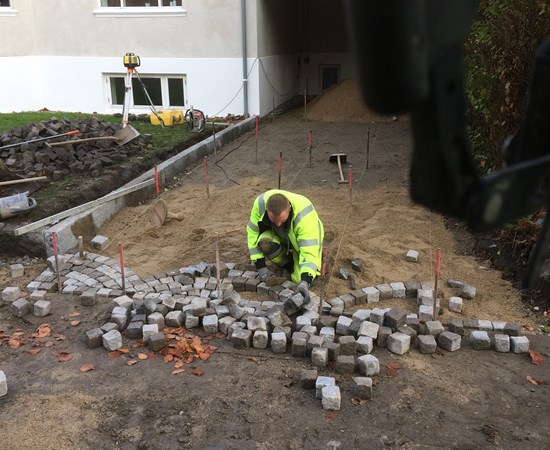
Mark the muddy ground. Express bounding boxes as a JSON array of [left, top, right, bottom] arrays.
[[1, 81, 550, 449]]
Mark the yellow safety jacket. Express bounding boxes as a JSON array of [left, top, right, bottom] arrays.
[[247, 189, 324, 284]]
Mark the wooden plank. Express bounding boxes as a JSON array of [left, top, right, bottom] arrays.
[[14, 179, 155, 236]]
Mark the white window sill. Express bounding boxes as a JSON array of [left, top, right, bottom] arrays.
[[0, 8, 17, 16], [93, 7, 186, 18]]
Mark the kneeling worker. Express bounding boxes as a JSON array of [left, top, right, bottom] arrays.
[[247, 189, 324, 304]]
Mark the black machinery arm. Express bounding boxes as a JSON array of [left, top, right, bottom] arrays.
[[345, 0, 550, 287]]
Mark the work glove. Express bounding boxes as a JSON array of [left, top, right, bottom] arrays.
[[257, 267, 273, 283], [296, 281, 311, 305]]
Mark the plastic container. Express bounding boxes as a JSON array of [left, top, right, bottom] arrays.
[[150, 110, 184, 126], [0, 192, 37, 219]]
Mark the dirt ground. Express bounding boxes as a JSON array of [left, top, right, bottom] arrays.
[[1, 80, 549, 449]]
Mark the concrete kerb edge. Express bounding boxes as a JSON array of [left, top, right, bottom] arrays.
[[43, 116, 256, 256]]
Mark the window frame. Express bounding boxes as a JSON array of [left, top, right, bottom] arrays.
[[0, 0, 17, 16], [104, 73, 187, 112], [94, 0, 186, 18]]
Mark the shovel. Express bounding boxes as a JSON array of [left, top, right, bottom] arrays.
[[0, 130, 80, 150], [48, 125, 140, 147], [329, 153, 348, 183]]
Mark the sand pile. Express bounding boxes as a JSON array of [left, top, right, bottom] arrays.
[[307, 79, 389, 123]]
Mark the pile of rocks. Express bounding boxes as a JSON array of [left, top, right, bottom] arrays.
[[0, 117, 151, 179]]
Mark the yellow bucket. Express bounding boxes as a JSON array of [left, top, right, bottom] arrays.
[[150, 110, 184, 126]]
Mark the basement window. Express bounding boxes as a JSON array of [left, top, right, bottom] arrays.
[[320, 65, 340, 91], [105, 74, 186, 111], [95, 0, 186, 17]]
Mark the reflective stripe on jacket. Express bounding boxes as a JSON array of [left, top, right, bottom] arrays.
[[246, 189, 324, 280]]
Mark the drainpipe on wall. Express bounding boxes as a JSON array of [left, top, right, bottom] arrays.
[[241, 0, 249, 117]]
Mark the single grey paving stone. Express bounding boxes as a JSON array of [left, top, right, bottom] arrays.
[[320, 327, 336, 343], [301, 325, 318, 336], [80, 290, 97, 306], [232, 329, 253, 349], [86, 328, 104, 348], [447, 278, 465, 288], [478, 320, 493, 332], [510, 336, 530, 353], [503, 322, 521, 336], [351, 258, 363, 272], [312, 347, 329, 367], [448, 318, 464, 336], [338, 335, 357, 356], [418, 305, 434, 322], [113, 295, 133, 310], [459, 284, 477, 300], [405, 315, 420, 332], [470, 330, 491, 350], [101, 322, 119, 333], [387, 332, 411, 355], [376, 326, 392, 348], [423, 320, 445, 337], [492, 322, 507, 333], [356, 336, 374, 354], [296, 315, 312, 330], [448, 296, 463, 313], [357, 354, 380, 376], [33, 300, 51, 317], [253, 330, 269, 349], [322, 385, 341, 411], [203, 314, 219, 333], [437, 331, 461, 352], [397, 325, 417, 344], [463, 319, 479, 330], [359, 321, 379, 339], [369, 308, 386, 326], [316, 376, 336, 399], [405, 249, 419, 262], [0, 370, 7, 397], [147, 312, 165, 330], [274, 326, 292, 340], [271, 332, 287, 353], [301, 369, 318, 389], [339, 268, 350, 280], [218, 316, 237, 335], [417, 335, 437, 354], [384, 308, 407, 330], [11, 298, 31, 317], [336, 316, 353, 335], [323, 342, 341, 361], [142, 324, 159, 341], [185, 314, 200, 329], [102, 330, 122, 351], [495, 334, 511, 353], [335, 355, 356, 374], [2, 287, 20, 303], [362, 286, 380, 303], [148, 332, 167, 352], [165, 311, 185, 327], [292, 337, 308, 357], [404, 280, 420, 298], [29, 290, 48, 304], [375, 284, 393, 300], [353, 377, 373, 400], [389, 282, 406, 299], [126, 321, 143, 340], [307, 335, 325, 355]]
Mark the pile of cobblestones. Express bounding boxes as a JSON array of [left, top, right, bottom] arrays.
[[2, 251, 532, 409]]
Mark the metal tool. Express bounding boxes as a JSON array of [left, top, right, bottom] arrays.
[[48, 125, 140, 147], [149, 199, 184, 227], [0, 130, 79, 150], [329, 153, 348, 183]]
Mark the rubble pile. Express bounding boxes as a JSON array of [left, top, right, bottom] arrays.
[[0, 117, 151, 179]]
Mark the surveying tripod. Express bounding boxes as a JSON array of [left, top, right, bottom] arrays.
[[121, 53, 164, 128]]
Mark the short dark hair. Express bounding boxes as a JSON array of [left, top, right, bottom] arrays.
[[266, 193, 290, 216]]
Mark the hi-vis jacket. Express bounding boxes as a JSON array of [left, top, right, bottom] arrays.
[[247, 189, 324, 283]]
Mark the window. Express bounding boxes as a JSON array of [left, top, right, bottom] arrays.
[[100, 1, 182, 7], [0, 0, 16, 16], [320, 65, 340, 91], [107, 74, 186, 110], [95, 0, 186, 17], [0, 1, 12, 7]]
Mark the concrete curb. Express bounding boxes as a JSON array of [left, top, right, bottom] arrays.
[[42, 116, 256, 256]]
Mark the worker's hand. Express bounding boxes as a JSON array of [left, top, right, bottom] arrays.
[[296, 281, 311, 305], [257, 267, 273, 283]]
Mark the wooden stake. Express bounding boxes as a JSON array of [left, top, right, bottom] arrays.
[[308, 130, 313, 168], [52, 232, 62, 292], [212, 121, 217, 161], [319, 246, 328, 315], [433, 248, 441, 319], [78, 236, 84, 258], [204, 156, 210, 198], [348, 166, 353, 205], [118, 242, 126, 295], [215, 232, 221, 282], [366, 127, 370, 169], [304, 89, 307, 122], [154, 165, 160, 195], [0, 176, 47, 186]]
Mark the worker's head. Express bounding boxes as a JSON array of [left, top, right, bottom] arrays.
[[267, 193, 291, 227]]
